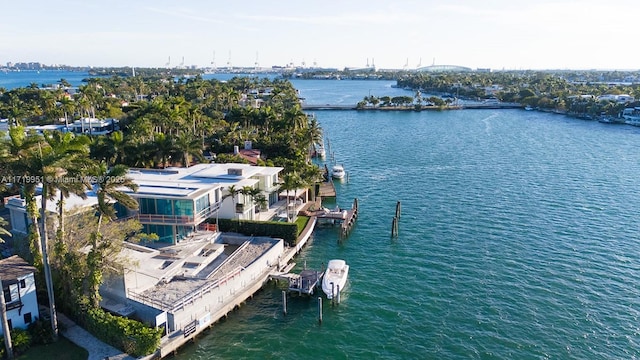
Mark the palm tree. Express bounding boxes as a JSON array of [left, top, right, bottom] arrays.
[[152, 133, 177, 168], [224, 185, 240, 221], [58, 96, 75, 129], [174, 132, 203, 168], [87, 162, 139, 308], [300, 164, 323, 203], [280, 172, 303, 222], [240, 186, 260, 221], [44, 133, 93, 245], [38, 130, 91, 338]]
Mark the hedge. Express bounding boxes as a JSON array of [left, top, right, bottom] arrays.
[[83, 307, 162, 357], [211, 218, 300, 246]]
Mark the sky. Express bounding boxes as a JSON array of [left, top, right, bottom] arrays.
[[1, 0, 638, 71]]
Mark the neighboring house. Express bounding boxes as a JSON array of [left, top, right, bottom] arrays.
[[122, 162, 283, 244], [596, 94, 635, 103], [69, 117, 119, 135], [5, 188, 98, 235], [226, 141, 262, 165], [0, 256, 38, 335]]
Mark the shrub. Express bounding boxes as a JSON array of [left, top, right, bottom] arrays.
[[0, 328, 33, 357], [28, 317, 56, 344], [83, 308, 161, 357]]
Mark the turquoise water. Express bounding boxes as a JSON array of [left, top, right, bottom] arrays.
[[0, 70, 91, 90], [6, 72, 640, 359], [177, 105, 640, 359]]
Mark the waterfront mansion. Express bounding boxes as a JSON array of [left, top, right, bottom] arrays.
[[6, 162, 285, 244]]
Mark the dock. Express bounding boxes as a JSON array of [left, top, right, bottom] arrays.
[[340, 198, 358, 238], [318, 181, 336, 198], [307, 198, 358, 239], [317, 164, 337, 198], [270, 268, 323, 296]]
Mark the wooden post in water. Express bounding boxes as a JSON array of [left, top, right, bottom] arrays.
[[395, 201, 401, 219], [331, 282, 335, 305], [282, 290, 287, 315], [391, 217, 398, 238], [395, 215, 399, 235], [318, 297, 323, 324]]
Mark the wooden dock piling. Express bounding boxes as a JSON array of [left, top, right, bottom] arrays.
[[339, 198, 359, 240], [282, 290, 287, 315], [391, 217, 398, 238], [391, 201, 401, 238]]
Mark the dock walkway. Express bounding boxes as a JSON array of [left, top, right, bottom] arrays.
[[318, 181, 336, 198], [305, 198, 358, 239]]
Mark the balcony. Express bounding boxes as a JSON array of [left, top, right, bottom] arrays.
[[5, 300, 22, 312], [134, 203, 220, 226]]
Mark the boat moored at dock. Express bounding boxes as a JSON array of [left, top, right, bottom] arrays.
[[331, 164, 345, 179], [322, 259, 349, 300]]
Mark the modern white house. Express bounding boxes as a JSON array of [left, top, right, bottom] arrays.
[[5, 163, 284, 244], [119, 163, 284, 244], [0, 256, 38, 335], [69, 117, 119, 135]]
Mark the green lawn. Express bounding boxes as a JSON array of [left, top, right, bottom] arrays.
[[295, 216, 310, 235], [16, 336, 88, 360]]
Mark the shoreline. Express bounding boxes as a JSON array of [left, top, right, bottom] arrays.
[[302, 103, 523, 111]]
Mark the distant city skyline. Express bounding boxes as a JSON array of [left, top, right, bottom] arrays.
[[2, 0, 638, 71]]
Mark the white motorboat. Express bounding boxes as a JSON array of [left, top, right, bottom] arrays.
[[331, 164, 345, 179], [315, 144, 326, 158], [322, 259, 349, 299]]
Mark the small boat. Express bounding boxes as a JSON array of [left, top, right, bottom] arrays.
[[331, 164, 345, 179], [315, 143, 326, 158], [322, 259, 349, 299]]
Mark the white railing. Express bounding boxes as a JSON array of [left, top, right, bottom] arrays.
[[134, 203, 220, 225]]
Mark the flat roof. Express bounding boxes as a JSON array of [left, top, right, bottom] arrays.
[[125, 163, 282, 199]]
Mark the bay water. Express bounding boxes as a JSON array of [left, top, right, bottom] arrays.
[[179, 79, 640, 359], [4, 71, 640, 359]]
